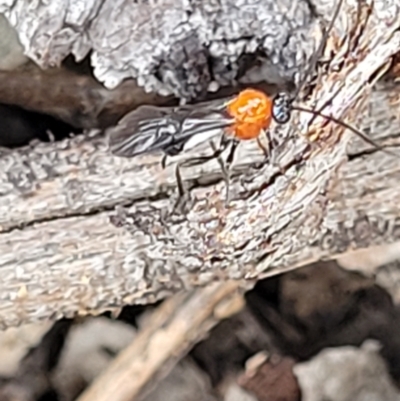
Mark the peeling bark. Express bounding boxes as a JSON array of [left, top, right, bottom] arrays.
[[0, 0, 317, 100], [0, 1, 399, 329]]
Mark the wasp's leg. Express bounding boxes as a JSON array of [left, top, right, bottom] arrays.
[[255, 130, 284, 171], [257, 133, 271, 161], [225, 140, 239, 204], [161, 142, 184, 170], [173, 136, 235, 209], [160, 151, 191, 215], [208, 136, 233, 177], [179, 151, 223, 167], [171, 147, 225, 215], [179, 136, 231, 168], [226, 139, 238, 167], [161, 154, 168, 169], [261, 130, 289, 176], [162, 153, 189, 214], [175, 162, 185, 199], [210, 139, 238, 205], [170, 161, 195, 216]]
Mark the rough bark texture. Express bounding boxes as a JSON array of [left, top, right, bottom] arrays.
[[0, 0, 399, 329], [0, 0, 319, 100]]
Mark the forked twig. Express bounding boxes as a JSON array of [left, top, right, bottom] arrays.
[[76, 282, 246, 401]]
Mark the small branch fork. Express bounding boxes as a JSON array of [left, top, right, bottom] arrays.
[[76, 282, 246, 401]]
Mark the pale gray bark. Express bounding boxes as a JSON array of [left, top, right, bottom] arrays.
[[0, 0, 399, 329], [0, 0, 318, 100]]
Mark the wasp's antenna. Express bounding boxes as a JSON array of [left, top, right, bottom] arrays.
[[292, 105, 396, 156], [292, 0, 344, 101]]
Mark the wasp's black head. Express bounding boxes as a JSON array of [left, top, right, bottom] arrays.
[[272, 92, 293, 125]]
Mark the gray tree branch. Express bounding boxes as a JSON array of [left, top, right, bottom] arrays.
[[0, 1, 399, 329]]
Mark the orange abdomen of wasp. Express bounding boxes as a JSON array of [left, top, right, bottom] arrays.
[[225, 88, 273, 140]]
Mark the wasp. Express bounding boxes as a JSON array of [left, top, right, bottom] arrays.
[[108, 0, 393, 205], [107, 99, 238, 199]]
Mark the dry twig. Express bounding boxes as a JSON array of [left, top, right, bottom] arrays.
[[76, 282, 245, 401]]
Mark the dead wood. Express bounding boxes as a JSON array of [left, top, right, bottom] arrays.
[[75, 282, 245, 401], [0, 1, 399, 329], [0, 0, 316, 100]]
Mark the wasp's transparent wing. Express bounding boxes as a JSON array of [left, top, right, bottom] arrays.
[[107, 105, 177, 157], [107, 100, 234, 158]]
